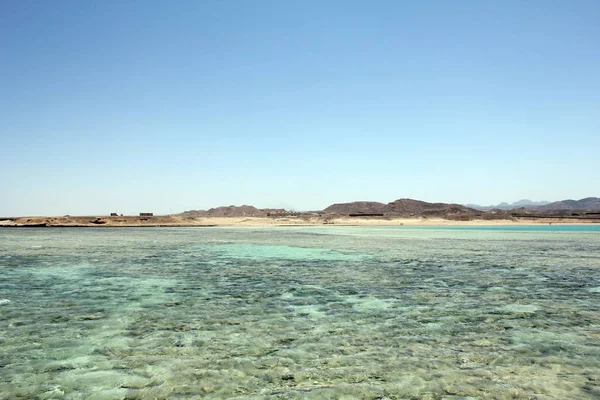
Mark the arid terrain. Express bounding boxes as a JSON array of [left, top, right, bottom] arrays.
[[2, 197, 599, 227]]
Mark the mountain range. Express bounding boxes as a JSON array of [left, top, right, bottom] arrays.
[[536, 197, 600, 211], [465, 199, 551, 211], [182, 199, 482, 219], [179, 197, 600, 219], [467, 197, 600, 211]]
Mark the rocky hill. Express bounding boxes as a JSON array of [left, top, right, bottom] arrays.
[[180, 205, 285, 217], [383, 198, 478, 216], [323, 201, 386, 214], [537, 197, 600, 211], [324, 198, 482, 218]]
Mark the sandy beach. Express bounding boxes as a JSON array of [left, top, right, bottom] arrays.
[[1, 215, 597, 227]]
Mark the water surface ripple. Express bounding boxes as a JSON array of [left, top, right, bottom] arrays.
[[1, 226, 599, 399]]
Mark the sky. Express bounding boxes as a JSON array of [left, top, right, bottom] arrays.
[[1, 0, 599, 215]]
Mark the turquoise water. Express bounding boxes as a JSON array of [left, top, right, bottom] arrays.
[[408, 225, 600, 232], [1, 226, 599, 399]]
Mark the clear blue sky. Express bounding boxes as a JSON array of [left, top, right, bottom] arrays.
[[1, 0, 599, 215]]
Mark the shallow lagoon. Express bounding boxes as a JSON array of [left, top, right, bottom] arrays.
[[1, 226, 599, 399]]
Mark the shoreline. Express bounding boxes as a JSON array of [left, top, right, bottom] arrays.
[[1, 215, 599, 228]]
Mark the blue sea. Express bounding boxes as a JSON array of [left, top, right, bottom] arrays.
[[1, 226, 599, 399]]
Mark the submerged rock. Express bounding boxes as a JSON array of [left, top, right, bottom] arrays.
[[72, 313, 105, 321], [500, 304, 538, 314]]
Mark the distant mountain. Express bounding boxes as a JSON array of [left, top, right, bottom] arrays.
[[323, 201, 386, 214], [537, 197, 600, 211], [180, 205, 285, 217], [466, 199, 550, 211]]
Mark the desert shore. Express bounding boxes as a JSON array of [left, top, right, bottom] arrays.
[[1, 215, 598, 227]]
